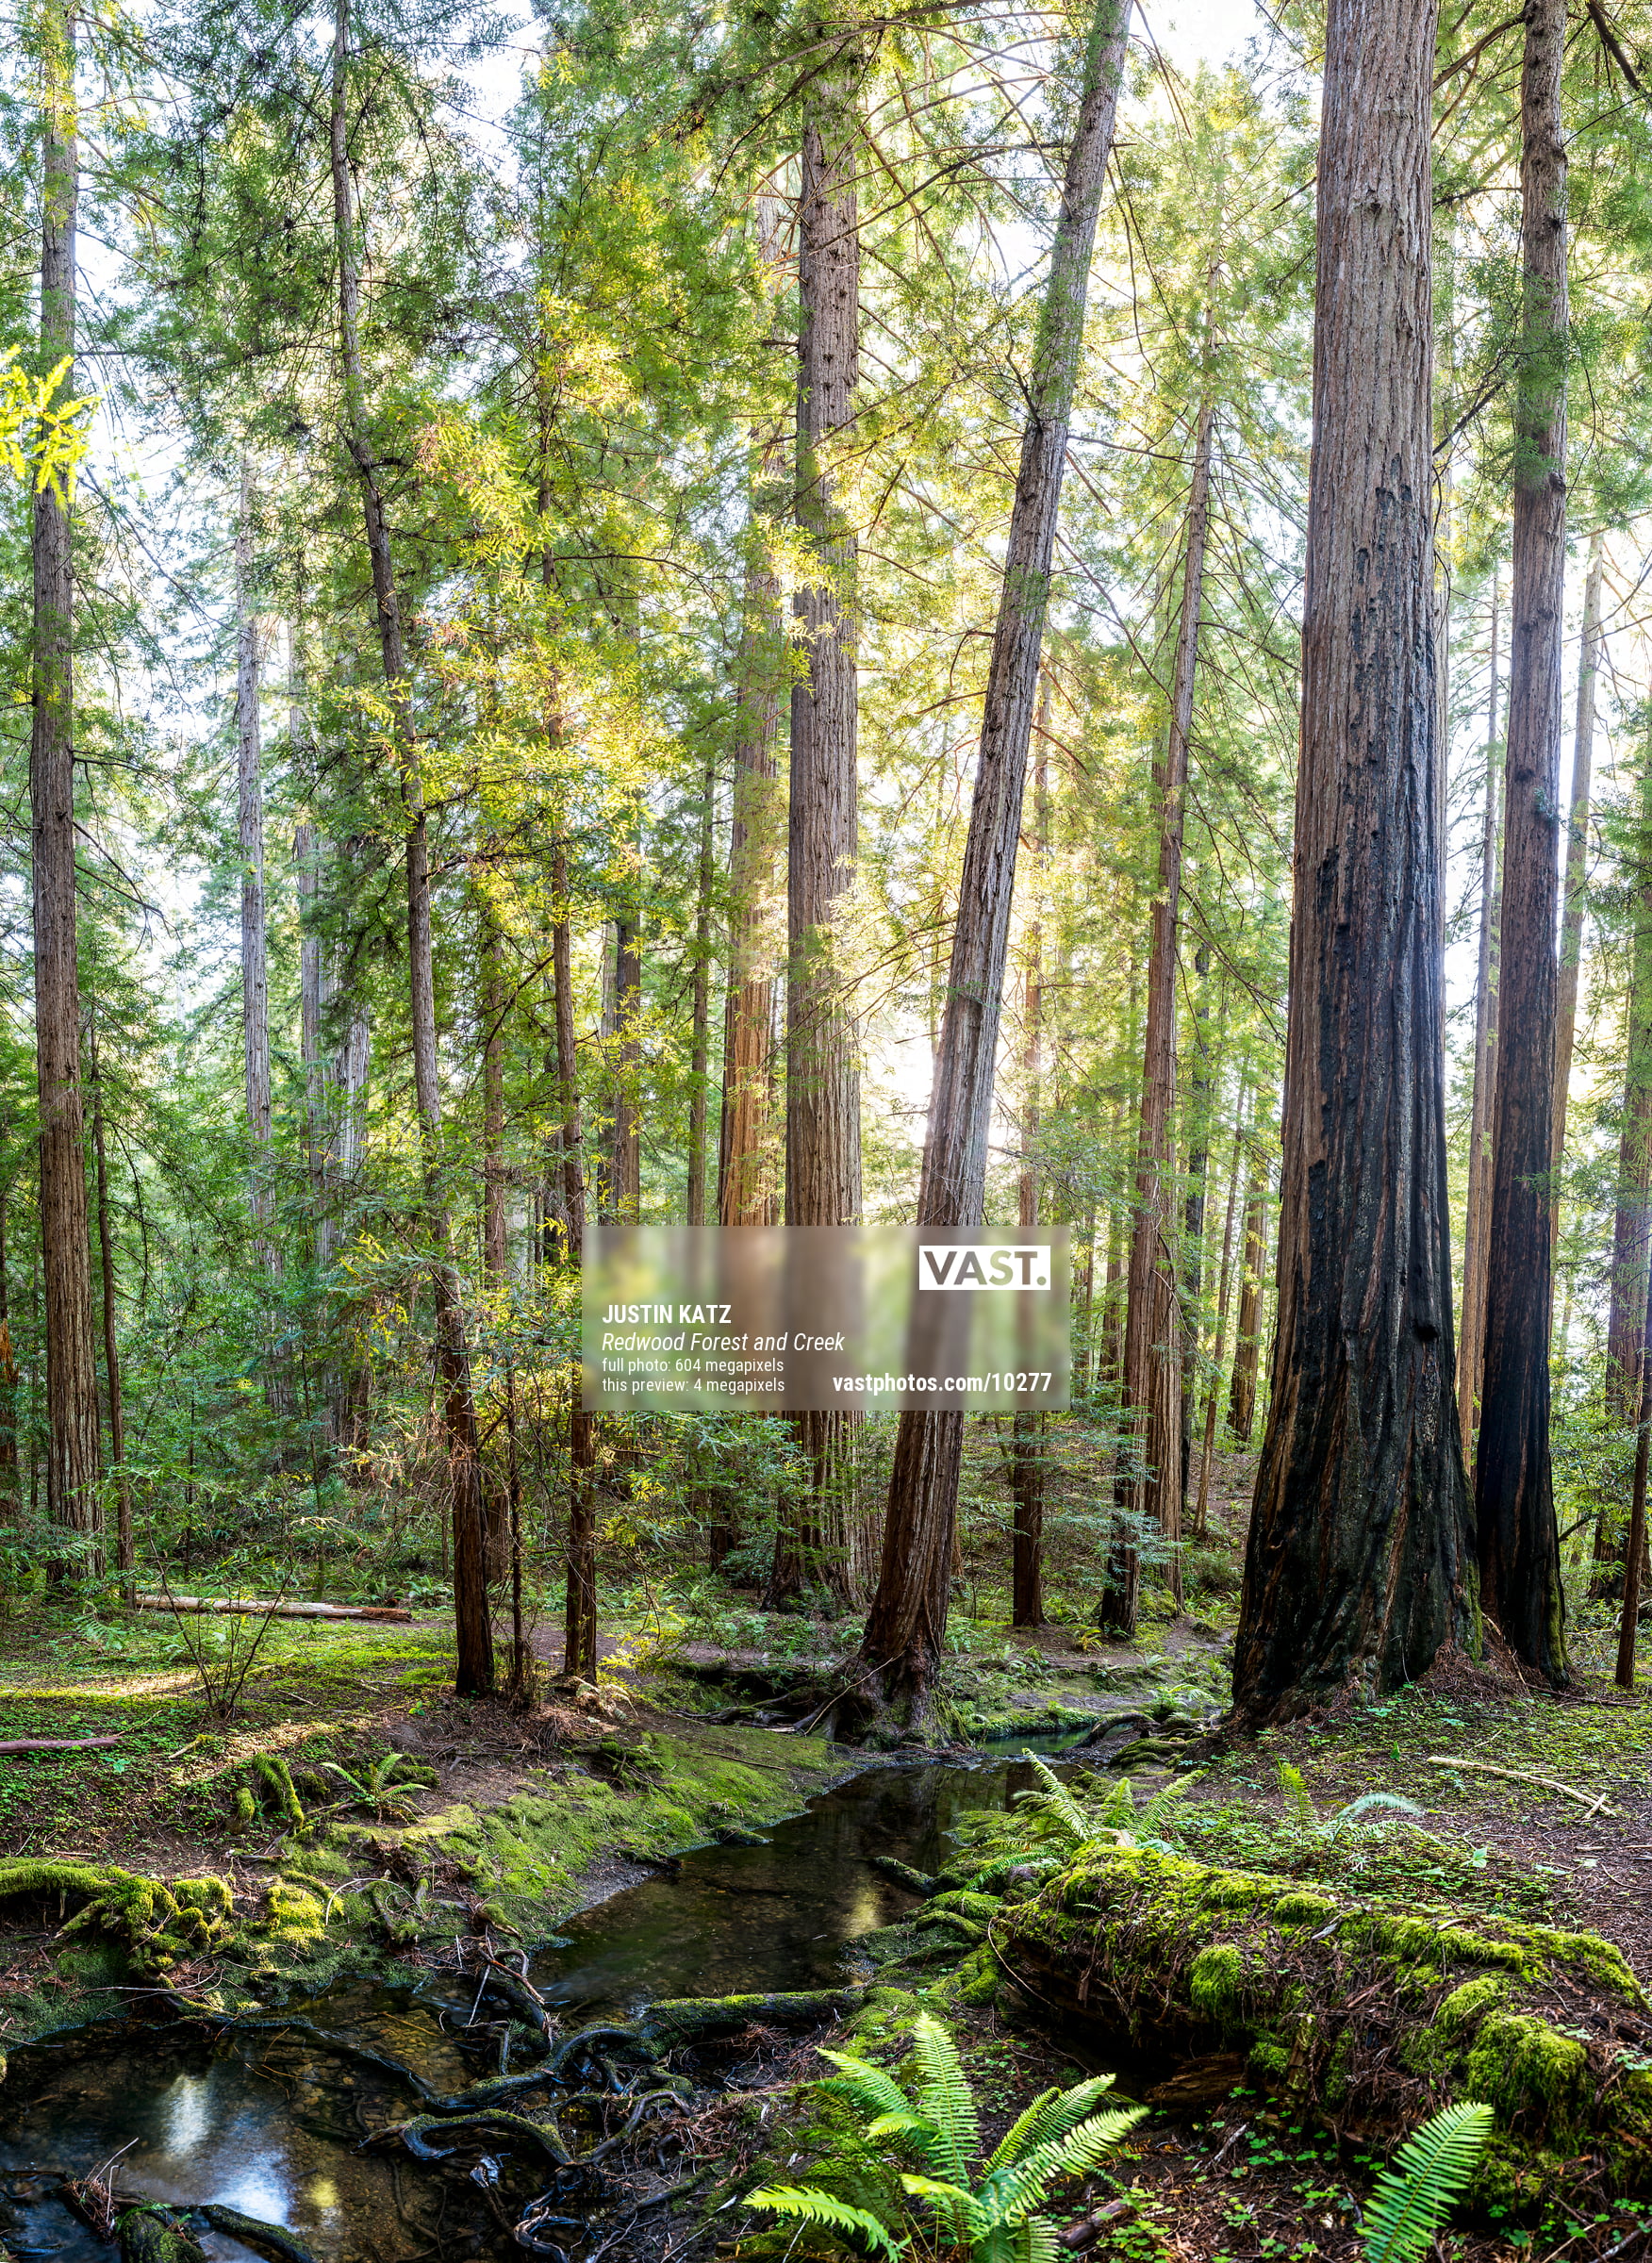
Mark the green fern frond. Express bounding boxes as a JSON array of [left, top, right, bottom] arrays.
[[909, 2011, 980, 2178], [865, 2108, 939, 2149], [1139, 1773, 1200, 1831], [1324, 1792, 1424, 1842], [1279, 1761, 1316, 1830], [992, 2109, 1146, 2228], [744, 2185, 903, 2260], [985, 2075, 1118, 2173], [819, 2050, 911, 2123], [899, 2171, 987, 2241], [1361, 2101, 1494, 2263], [1015, 2215, 1060, 2263], [1012, 1754, 1095, 1847], [1099, 1776, 1136, 1827]]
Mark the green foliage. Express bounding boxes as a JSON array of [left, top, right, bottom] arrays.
[[746, 2012, 1145, 2263], [1360, 2102, 1495, 2263]]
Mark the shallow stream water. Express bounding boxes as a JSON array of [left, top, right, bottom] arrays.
[[0, 1745, 1070, 2263]]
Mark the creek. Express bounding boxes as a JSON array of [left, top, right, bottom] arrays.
[[0, 1744, 1072, 2263]]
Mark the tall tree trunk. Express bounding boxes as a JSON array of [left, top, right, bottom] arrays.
[[1233, 0, 1477, 1720], [88, 1014, 130, 1580], [1180, 943, 1217, 1523], [1476, 0, 1569, 1686], [611, 918, 641, 1221], [719, 206, 787, 1231], [1225, 1150, 1265, 1443], [1194, 1081, 1247, 1537], [776, 65, 867, 1608], [1551, 528, 1604, 1251], [1605, 760, 1652, 1427], [330, 0, 491, 1693], [237, 467, 274, 1261], [1011, 683, 1051, 1630], [31, 0, 101, 1569], [480, 894, 507, 1282], [1109, 388, 1214, 1634], [552, 842, 585, 1261], [0, 1141, 18, 1516], [1457, 586, 1501, 1456], [861, 0, 1132, 1713], [687, 754, 715, 1225], [295, 822, 330, 1229]]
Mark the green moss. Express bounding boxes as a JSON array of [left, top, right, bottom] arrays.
[[1434, 1974, 1510, 2040], [1465, 2013, 1589, 2124], [1189, 1944, 1245, 2025], [1273, 1891, 1336, 1927]]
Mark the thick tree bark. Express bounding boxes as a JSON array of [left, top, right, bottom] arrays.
[[1476, 0, 1569, 1686], [1457, 588, 1501, 1456], [1233, 0, 1477, 1720], [1180, 943, 1217, 1523], [861, 0, 1132, 1714], [330, 0, 491, 1693], [1619, 1263, 1651, 1691], [1551, 529, 1604, 1250], [88, 1014, 130, 1580], [1111, 389, 1214, 1632], [687, 755, 716, 1226], [777, 67, 866, 1608], [719, 211, 788, 1232], [31, 3, 101, 1569]]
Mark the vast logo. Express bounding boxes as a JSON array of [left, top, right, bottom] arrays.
[[918, 1245, 1050, 1291]]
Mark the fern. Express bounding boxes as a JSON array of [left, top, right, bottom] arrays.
[[746, 2011, 1142, 2263], [984, 2076, 1119, 2174], [1279, 1760, 1316, 1830], [1323, 1792, 1424, 1842], [909, 2012, 980, 2178], [1138, 1773, 1200, 1833], [1012, 1754, 1096, 1848], [744, 2187, 902, 2259], [1360, 2101, 1494, 2262]]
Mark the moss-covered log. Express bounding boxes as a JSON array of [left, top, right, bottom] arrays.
[[999, 1842, 1652, 2208], [0, 1861, 234, 1976], [118, 2207, 207, 2263], [642, 1987, 865, 2048]]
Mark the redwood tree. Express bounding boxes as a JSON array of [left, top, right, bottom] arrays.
[[1233, 0, 1477, 1719], [1475, 0, 1569, 1686], [32, 0, 103, 1566], [860, 0, 1132, 1714], [776, 59, 865, 1605]]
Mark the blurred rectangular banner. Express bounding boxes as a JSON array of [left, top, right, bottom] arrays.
[[583, 1226, 1070, 1413]]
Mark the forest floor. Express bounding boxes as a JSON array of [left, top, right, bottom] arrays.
[[0, 1470, 1647, 2261]]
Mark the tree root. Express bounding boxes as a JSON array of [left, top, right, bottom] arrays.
[[199, 2205, 319, 2263], [641, 1987, 864, 2049], [377, 2108, 572, 2168]]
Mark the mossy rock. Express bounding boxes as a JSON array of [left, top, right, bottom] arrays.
[[999, 1841, 1652, 2204]]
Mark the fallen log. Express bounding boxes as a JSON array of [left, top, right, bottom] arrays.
[[642, 1986, 865, 2049], [0, 1736, 121, 1754], [998, 1840, 1652, 2209], [132, 1594, 411, 1623]]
